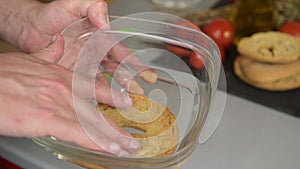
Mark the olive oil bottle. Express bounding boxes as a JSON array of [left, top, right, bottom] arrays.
[[232, 0, 274, 43]]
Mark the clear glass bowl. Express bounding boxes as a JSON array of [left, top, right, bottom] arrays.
[[33, 13, 222, 169], [151, 0, 203, 9]]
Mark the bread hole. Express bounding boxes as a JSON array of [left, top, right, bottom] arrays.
[[269, 47, 274, 57], [123, 127, 145, 135], [258, 47, 274, 56]]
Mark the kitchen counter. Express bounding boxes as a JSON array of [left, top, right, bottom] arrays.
[[1, 92, 300, 169], [1, 0, 300, 169]]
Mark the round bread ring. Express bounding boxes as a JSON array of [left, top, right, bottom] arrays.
[[237, 31, 300, 63], [97, 94, 179, 157], [234, 56, 300, 91]]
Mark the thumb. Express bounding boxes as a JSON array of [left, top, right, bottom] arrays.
[[33, 34, 64, 63]]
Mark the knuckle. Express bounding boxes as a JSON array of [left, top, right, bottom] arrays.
[[48, 63, 70, 74], [101, 0, 108, 8], [94, 0, 107, 7], [40, 77, 71, 97], [49, 78, 68, 91]]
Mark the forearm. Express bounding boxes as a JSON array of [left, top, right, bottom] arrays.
[[0, 0, 40, 51]]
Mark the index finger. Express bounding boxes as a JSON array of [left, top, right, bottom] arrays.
[[86, 0, 109, 28], [108, 43, 158, 84], [73, 95, 141, 155]]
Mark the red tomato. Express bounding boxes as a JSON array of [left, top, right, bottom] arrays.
[[189, 43, 225, 70], [203, 18, 235, 49], [166, 21, 201, 57], [279, 21, 300, 38], [189, 52, 205, 70], [215, 40, 225, 63], [166, 45, 192, 58], [189, 40, 225, 70]]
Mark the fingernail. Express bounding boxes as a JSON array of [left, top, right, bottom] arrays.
[[106, 14, 110, 23], [129, 139, 140, 150], [118, 149, 130, 156], [128, 81, 144, 95], [139, 70, 158, 84], [108, 142, 121, 154], [99, 16, 109, 25], [51, 34, 57, 43], [122, 94, 133, 107]]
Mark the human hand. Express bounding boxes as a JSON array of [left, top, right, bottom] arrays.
[[2, 0, 108, 53], [0, 34, 140, 156], [59, 20, 158, 95], [21, 0, 157, 93]]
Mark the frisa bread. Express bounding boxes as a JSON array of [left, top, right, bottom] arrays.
[[98, 94, 179, 157], [237, 31, 300, 63], [234, 56, 300, 91]]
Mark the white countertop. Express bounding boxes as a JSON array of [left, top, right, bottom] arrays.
[[184, 92, 300, 169], [1, 92, 300, 169]]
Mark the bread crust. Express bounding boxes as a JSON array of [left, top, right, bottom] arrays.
[[237, 31, 300, 63], [234, 55, 300, 91], [98, 94, 179, 157]]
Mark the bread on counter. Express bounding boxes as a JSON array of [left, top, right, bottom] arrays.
[[234, 31, 300, 91]]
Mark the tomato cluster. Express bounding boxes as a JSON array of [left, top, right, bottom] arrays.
[[166, 18, 234, 70], [202, 18, 234, 68], [166, 18, 300, 70]]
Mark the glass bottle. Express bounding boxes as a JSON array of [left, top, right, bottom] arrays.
[[232, 0, 274, 43]]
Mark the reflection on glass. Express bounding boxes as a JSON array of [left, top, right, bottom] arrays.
[[151, 0, 203, 9]]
